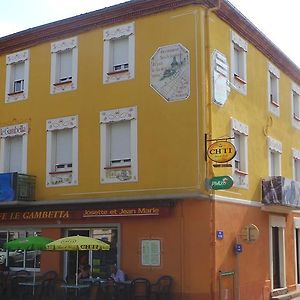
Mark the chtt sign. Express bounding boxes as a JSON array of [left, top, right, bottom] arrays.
[[207, 141, 236, 163]]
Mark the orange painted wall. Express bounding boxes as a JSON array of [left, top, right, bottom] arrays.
[[40, 228, 62, 276]]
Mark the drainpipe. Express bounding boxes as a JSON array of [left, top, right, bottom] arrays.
[[203, 2, 221, 299]]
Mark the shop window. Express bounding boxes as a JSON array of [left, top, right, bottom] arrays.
[[268, 137, 282, 176], [293, 149, 300, 182], [268, 63, 280, 116], [5, 50, 30, 103], [100, 106, 137, 183], [50, 37, 78, 94], [231, 31, 247, 95], [0, 230, 41, 270], [65, 227, 119, 280], [292, 83, 300, 130], [103, 22, 135, 84], [0, 123, 28, 173], [46, 115, 78, 186], [231, 118, 248, 188], [141, 240, 161, 267], [269, 215, 286, 290]]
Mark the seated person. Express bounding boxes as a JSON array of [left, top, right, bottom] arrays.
[[78, 264, 91, 280], [110, 264, 125, 282]]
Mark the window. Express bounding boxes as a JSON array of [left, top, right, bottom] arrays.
[[103, 22, 135, 84], [268, 137, 282, 176], [100, 106, 137, 183], [0, 124, 28, 173], [292, 83, 300, 129], [50, 37, 78, 94], [231, 31, 247, 94], [0, 230, 41, 270], [141, 240, 161, 267], [269, 215, 286, 290], [231, 118, 248, 188], [66, 227, 119, 279], [46, 115, 78, 186], [5, 50, 29, 103], [293, 149, 300, 182], [268, 63, 280, 116]]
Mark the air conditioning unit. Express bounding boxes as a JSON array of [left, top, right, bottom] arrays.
[[55, 163, 72, 172]]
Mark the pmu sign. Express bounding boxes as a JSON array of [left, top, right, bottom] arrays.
[[209, 176, 234, 190], [207, 141, 236, 163]]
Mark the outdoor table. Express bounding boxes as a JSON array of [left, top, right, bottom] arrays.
[[18, 281, 42, 298], [62, 283, 90, 299]]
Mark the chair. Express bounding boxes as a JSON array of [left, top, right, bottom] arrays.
[[105, 277, 118, 300], [130, 278, 151, 300], [35, 271, 58, 300], [53, 278, 68, 300], [10, 270, 31, 300], [151, 276, 173, 300]]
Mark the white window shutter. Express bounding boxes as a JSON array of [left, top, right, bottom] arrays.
[[110, 121, 131, 163], [6, 136, 22, 172], [58, 50, 72, 81], [55, 129, 72, 165], [112, 38, 129, 68]]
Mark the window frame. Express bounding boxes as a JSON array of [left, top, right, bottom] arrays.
[[50, 37, 78, 94], [268, 63, 280, 116], [0, 124, 28, 173], [293, 149, 300, 182], [100, 106, 138, 184], [230, 31, 247, 95], [103, 22, 135, 84], [231, 118, 248, 189], [46, 115, 78, 187], [268, 137, 282, 176], [269, 215, 286, 291], [5, 50, 30, 103], [292, 83, 300, 129]]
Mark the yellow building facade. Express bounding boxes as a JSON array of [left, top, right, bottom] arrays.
[[0, 0, 300, 299]]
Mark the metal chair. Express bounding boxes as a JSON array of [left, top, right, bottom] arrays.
[[151, 275, 173, 300], [130, 278, 151, 300]]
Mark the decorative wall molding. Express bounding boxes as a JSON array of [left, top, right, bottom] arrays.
[[103, 22, 134, 41], [231, 118, 248, 136], [51, 37, 77, 53], [6, 49, 29, 64], [100, 106, 137, 124], [268, 136, 282, 153], [0, 123, 28, 138], [46, 115, 78, 131]]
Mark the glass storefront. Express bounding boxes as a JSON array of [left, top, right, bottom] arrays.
[[65, 226, 119, 282], [0, 230, 41, 270]]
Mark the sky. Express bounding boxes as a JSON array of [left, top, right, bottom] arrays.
[[0, 0, 299, 68]]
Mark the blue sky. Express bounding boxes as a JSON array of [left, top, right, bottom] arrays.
[[0, 0, 299, 67]]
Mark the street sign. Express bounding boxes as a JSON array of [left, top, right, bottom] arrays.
[[209, 176, 234, 190]]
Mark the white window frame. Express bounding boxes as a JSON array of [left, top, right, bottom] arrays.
[[103, 22, 135, 84], [0, 124, 28, 173], [292, 83, 300, 130], [268, 63, 280, 116], [231, 118, 248, 188], [269, 215, 286, 291], [100, 106, 137, 184], [141, 239, 161, 267], [50, 37, 78, 94], [5, 50, 30, 103], [230, 31, 247, 95], [268, 137, 282, 176], [294, 218, 300, 288], [46, 115, 78, 187], [293, 149, 300, 182]]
